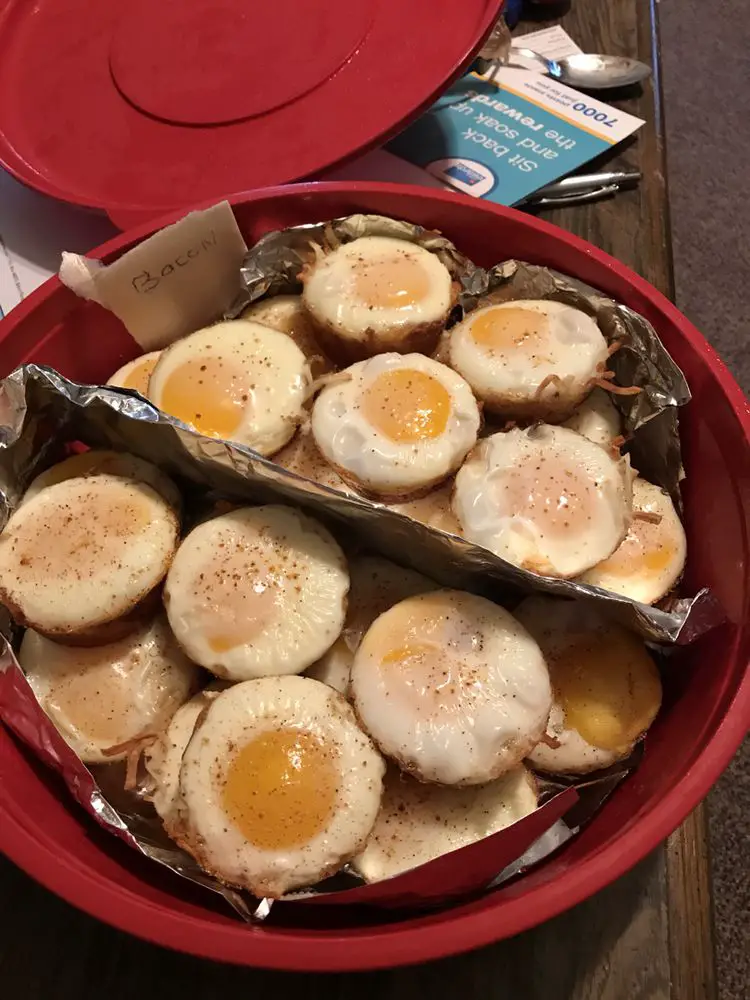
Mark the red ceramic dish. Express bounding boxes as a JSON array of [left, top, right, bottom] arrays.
[[0, 183, 749, 971], [0, 0, 501, 226]]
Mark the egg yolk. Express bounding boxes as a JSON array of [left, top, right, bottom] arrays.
[[119, 354, 159, 394], [222, 728, 338, 849], [594, 519, 675, 578], [471, 307, 548, 354], [496, 454, 596, 540], [159, 356, 251, 439], [550, 630, 662, 751], [353, 253, 431, 309], [362, 368, 451, 442]]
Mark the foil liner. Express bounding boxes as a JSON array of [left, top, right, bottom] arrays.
[[0, 375, 648, 924], [0, 210, 722, 922], [226, 213, 490, 317], [225, 213, 719, 642], [0, 365, 720, 642], [0, 636, 255, 920], [228, 215, 689, 500], [0, 627, 584, 918], [0, 617, 642, 920], [481, 261, 690, 504], [0, 404, 586, 922]]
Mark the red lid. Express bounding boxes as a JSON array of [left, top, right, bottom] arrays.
[[0, 0, 502, 225]]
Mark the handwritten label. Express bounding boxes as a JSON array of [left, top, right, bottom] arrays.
[[130, 229, 220, 294], [59, 202, 247, 351]]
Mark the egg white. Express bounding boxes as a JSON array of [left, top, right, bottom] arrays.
[[311, 353, 481, 499], [562, 387, 623, 448], [578, 477, 687, 604], [22, 450, 181, 511], [20, 615, 199, 764], [515, 596, 662, 775], [301, 236, 454, 360], [351, 590, 552, 785], [164, 505, 349, 681], [239, 294, 333, 376], [272, 426, 352, 495], [307, 555, 431, 694], [354, 765, 538, 882], [145, 683, 227, 821], [0, 473, 179, 639], [148, 320, 310, 456], [453, 425, 632, 578], [173, 676, 385, 897], [448, 299, 609, 420], [108, 351, 161, 396]]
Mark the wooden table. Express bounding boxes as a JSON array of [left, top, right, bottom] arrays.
[[522, 5, 718, 994], [0, 1, 717, 998]]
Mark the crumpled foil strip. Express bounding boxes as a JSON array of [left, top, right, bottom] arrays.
[[0, 455, 581, 925], [227, 213, 491, 317], [0, 363, 721, 643], [0, 638, 256, 920], [0, 376, 655, 925], [0, 625, 635, 922], [224, 213, 721, 642]]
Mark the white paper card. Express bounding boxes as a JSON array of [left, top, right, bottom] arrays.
[[511, 25, 583, 61], [58, 202, 248, 351]]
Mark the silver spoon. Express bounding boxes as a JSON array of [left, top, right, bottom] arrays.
[[502, 49, 652, 90]]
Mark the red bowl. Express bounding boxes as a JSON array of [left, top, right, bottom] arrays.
[[1, 182, 749, 971]]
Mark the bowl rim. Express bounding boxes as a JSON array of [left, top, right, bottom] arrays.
[[0, 2, 503, 221], [1, 181, 749, 971]]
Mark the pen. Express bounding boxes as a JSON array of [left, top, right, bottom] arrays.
[[520, 170, 642, 207], [531, 170, 642, 197]]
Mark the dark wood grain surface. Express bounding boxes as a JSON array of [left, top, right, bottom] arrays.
[[521, 0, 674, 295], [0, 2, 716, 998], [518, 5, 717, 998]]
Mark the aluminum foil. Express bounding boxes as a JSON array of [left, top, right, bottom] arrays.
[[0, 638, 255, 921], [225, 213, 720, 643], [0, 373, 655, 924], [0, 612, 640, 920], [481, 261, 691, 502], [226, 213, 490, 317], [0, 362, 720, 643], [0, 414, 584, 922], [3, 608, 643, 921], [0, 211, 723, 923]]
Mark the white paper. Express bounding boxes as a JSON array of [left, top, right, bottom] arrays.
[[58, 202, 248, 351], [512, 25, 583, 61]]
